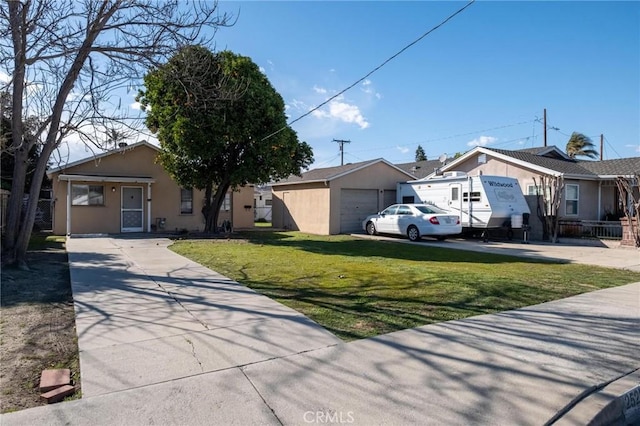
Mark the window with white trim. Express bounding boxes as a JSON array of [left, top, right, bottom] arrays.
[[565, 184, 579, 216], [72, 184, 104, 206], [180, 188, 193, 214]]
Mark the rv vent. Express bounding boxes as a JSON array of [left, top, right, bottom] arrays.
[[443, 171, 467, 178]]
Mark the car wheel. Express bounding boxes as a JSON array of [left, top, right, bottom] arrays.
[[436, 236, 446, 241], [407, 225, 420, 242], [366, 221, 376, 235]]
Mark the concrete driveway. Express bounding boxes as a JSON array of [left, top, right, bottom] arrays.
[[355, 234, 640, 272], [1, 235, 638, 425]]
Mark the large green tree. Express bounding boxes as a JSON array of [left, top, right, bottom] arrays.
[[138, 46, 313, 232], [566, 132, 598, 159]]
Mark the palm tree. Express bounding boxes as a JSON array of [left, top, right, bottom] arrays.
[[566, 132, 598, 159]]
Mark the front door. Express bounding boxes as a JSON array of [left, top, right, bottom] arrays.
[[121, 186, 144, 232]]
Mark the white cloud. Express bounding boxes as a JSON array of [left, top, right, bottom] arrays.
[[362, 79, 372, 86], [467, 135, 497, 147], [313, 85, 327, 94], [259, 66, 266, 74], [375, 93, 382, 100], [396, 146, 409, 154], [289, 99, 309, 111], [0, 72, 10, 84], [625, 144, 640, 153], [130, 102, 142, 110], [312, 99, 369, 129]]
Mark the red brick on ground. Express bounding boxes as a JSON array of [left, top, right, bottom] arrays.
[[39, 369, 71, 392], [40, 385, 75, 404]]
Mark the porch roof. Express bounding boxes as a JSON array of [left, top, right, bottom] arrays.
[[58, 174, 155, 183]]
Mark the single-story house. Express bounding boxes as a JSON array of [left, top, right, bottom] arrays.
[[47, 141, 254, 235], [429, 146, 639, 222], [271, 158, 415, 234]]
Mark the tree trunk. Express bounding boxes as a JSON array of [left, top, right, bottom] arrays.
[[211, 182, 230, 233], [202, 181, 231, 233], [11, 142, 57, 266]]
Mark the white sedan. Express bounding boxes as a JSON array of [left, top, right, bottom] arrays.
[[362, 204, 461, 242]]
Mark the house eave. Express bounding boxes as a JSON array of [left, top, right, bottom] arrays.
[[58, 174, 156, 183]]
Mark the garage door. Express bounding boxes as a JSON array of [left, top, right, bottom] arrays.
[[340, 189, 379, 233]]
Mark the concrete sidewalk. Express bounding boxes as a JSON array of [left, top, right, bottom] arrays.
[[2, 236, 638, 425], [64, 237, 341, 397]]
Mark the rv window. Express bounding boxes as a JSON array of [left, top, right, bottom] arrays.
[[463, 192, 481, 202], [451, 187, 459, 201], [402, 196, 415, 204]]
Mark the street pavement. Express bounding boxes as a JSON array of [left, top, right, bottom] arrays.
[[1, 236, 638, 425]]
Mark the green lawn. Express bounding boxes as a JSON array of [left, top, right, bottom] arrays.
[[171, 232, 640, 341]]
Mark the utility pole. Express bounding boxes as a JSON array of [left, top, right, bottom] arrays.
[[333, 139, 351, 166], [543, 108, 547, 147], [600, 134, 604, 160]]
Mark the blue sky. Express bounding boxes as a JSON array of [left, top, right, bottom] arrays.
[[204, 0, 639, 167]]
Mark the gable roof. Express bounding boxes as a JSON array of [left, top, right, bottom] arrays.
[[515, 145, 571, 160], [395, 159, 449, 179], [271, 158, 415, 186], [432, 145, 639, 180], [484, 147, 597, 177], [48, 141, 159, 176]]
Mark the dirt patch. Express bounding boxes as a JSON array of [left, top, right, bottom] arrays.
[[0, 244, 80, 413]]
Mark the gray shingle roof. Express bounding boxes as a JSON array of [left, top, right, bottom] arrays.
[[272, 159, 382, 185], [395, 159, 446, 179], [578, 157, 640, 176], [486, 147, 598, 176]]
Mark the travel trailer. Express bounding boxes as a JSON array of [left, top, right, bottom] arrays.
[[397, 172, 531, 233]]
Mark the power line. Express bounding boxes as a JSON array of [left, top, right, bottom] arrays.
[[260, 0, 476, 142], [347, 119, 535, 155]]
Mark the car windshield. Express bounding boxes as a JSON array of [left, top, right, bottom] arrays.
[[414, 204, 448, 215]]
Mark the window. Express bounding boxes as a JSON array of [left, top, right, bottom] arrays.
[[221, 193, 231, 211], [180, 188, 193, 214], [397, 205, 412, 215], [382, 206, 398, 215], [402, 196, 415, 204], [265, 198, 273, 206], [528, 184, 553, 215], [72, 185, 104, 206], [565, 184, 579, 216], [463, 191, 481, 202], [451, 187, 459, 201]]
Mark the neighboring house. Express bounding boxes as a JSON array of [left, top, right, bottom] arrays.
[[271, 159, 415, 234], [47, 141, 254, 235], [427, 145, 639, 222], [254, 184, 273, 222], [395, 159, 449, 179]]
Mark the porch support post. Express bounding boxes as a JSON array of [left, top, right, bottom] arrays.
[[147, 182, 152, 233], [66, 179, 71, 236], [597, 181, 602, 220]]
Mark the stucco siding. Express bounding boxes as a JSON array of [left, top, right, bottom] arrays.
[[272, 183, 330, 234], [50, 144, 253, 234]]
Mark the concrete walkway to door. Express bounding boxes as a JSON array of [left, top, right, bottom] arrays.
[[65, 236, 341, 397]]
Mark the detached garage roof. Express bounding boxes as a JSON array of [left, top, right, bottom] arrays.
[[272, 158, 414, 186]]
